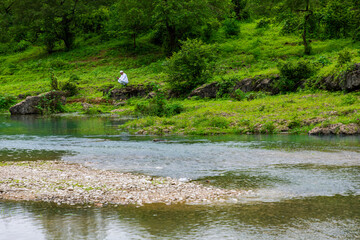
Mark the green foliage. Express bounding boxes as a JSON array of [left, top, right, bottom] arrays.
[[50, 72, 59, 91], [341, 94, 357, 106], [222, 17, 240, 37], [234, 89, 246, 101], [153, 0, 232, 55], [216, 78, 237, 98], [232, 0, 250, 20], [337, 48, 352, 66], [0, 95, 16, 110], [320, 0, 352, 39], [61, 81, 79, 97], [37, 95, 65, 115], [166, 39, 215, 94], [135, 84, 183, 117], [256, 18, 271, 29], [276, 59, 315, 92]]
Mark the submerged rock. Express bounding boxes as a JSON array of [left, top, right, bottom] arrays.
[[10, 91, 66, 115]]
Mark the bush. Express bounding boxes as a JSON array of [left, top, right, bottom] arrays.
[[276, 59, 315, 92], [222, 17, 240, 37], [165, 39, 215, 95], [135, 84, 183, 117], [216, 78, 237, 98], [0, 95, 16, 110], [61, 81, 79, 96], [256, 18, 271, 29], [49, 72, 59, 90], [337, 48, 352, 66]]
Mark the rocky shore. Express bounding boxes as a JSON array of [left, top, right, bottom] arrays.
[[0, 161, 242, 206]]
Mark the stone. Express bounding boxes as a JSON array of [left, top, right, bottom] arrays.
[[233, 75, 280, 94], [321, 63, 360, 92], [81, 103, 93, 111], [109, 84, 153, 100], [308, 123, 360, 135], [188, 82, 219, 99], [10, 91, 66, 115]]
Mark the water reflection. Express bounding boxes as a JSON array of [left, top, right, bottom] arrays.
[[0, 149, 72, 161], [1, 195, 359, 239], [0, 114, 360, 239]]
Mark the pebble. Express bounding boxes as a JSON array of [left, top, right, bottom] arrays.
[[0, 161, 243, 207]]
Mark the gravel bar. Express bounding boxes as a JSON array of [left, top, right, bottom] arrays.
[[0, 161, 243, 206]]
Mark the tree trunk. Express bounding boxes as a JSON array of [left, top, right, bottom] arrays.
[[302, 0, 312, 55]]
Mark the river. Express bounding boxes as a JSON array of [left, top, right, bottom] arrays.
[[0, 114, 359, 239]]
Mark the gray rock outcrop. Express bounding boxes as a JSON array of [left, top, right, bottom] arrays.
[[321, 63, 360, 91], [234, 75, 280, 94], [10, 91, 66, 115], [108, 85, 153, 100], [309, 123, 360, 135], [189, 82, 219, 98]]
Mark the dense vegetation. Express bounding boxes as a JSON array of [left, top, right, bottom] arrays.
[[0, 0, 359, 134]]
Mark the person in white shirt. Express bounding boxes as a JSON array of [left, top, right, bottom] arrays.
[[118, 70, 128, 85]]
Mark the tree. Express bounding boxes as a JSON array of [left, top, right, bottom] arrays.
[[165, 39, 215, 94], [153, 0, 231, 55], [109, 0, 152, 48], [9, 0, 113, 52]]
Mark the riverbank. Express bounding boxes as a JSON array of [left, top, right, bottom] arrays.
[[0, 161, 242, 206]]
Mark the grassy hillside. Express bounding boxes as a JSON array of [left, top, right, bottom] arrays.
[[1, 21, 360, 135]]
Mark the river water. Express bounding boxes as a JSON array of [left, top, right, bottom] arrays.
[[0, 114, 359, 239]]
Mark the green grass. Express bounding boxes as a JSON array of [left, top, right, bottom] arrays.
[[119, 92, 360, 135], [1, 21, 359, 134]]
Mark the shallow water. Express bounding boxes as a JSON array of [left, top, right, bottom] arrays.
[[0, 114, 359, 239]]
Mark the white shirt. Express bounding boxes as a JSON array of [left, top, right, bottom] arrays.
[[118, 73, 128, 84]]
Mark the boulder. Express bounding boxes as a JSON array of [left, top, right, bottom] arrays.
[[341, 63, 360, 91], [10, 91, 66, 115], [321, 63, 360, 92], [109, 85, 153, 100], [188, 82, 219, 99], [234, 75, 280, 94], [308, 123, 360, 135]]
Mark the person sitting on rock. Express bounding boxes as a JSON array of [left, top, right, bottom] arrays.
[[118, 70, 128, 86]]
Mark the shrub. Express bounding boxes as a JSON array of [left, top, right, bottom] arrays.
[[337, 48, 352, 66], [50, 72, 59, 90], [61, 81, 79, 96], [0, 95, 16, 110], [276, 59, 315, 92], [341, 94, 357, 105], [234, 89, 246, 101], [165, 39, 215, 95], [135, 84, 183, 117], [222, 17, 240, 37], [256, 18, 271, 29], [216, 78, 237, 98], [13, 40, 31, 52]]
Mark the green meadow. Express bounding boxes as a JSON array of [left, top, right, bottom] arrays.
[[1, 22, 360, 135]]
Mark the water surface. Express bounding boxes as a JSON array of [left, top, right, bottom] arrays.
[[0, 114, 359, 239]]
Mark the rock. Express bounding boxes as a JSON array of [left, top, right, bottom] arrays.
[[188, 82, 219, 99], [234, 75, 280, 94], [309, 123, 360, 135], [341, 63, 360, 91], [146, 91, 157, 99], [114, 101, 126, 107], [109, 84, 153, 100], [10, 91, 66, 115], [81, 103, 93, 111], [321, 63, 360, 92]]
